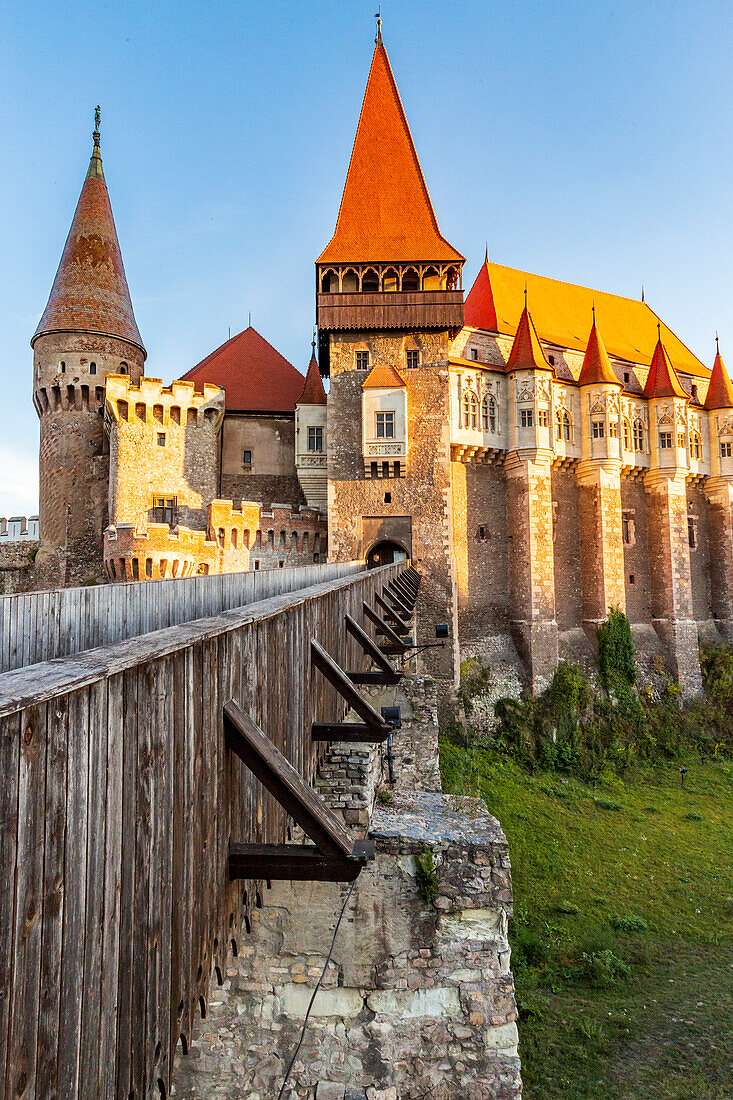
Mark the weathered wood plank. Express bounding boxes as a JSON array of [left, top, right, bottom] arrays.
[[114, 668, 138, 1099], [99, 673, 124, 1098], [0, 710, 21, 1098]]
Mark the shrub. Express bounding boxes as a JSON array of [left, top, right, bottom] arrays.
[[594, 797, 622, 812], [575, 948, 630, 988], [597, 607, 637, 693], [611, 914, 649, 934], [414, 846, 440, 907]]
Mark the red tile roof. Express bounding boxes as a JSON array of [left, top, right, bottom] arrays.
[[298, 352, 327, 405], [362, 364, 407, 388], [644, 334, 688, 400], [33, 134, 145, 354], [505, 303, 552, 373], [579, 315, 619, 386], [704, 345, 733, 409], [465, 259, 708, 378], [317, 41, 463, 265], [183, 326, 305, 413]]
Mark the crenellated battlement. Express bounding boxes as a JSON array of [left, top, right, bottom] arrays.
[[105, 374, 225, 429]]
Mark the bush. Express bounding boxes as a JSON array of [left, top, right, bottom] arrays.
[[611, 914, 649, 934], [575, 948, 630, 988], [597, 607, 637, 693]]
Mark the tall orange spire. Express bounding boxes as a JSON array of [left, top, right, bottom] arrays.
[[578, 309, 619, 386], [317, 38, 463, 265], [32, 109, 145, 354], [643, 328, 687, 399], [704, 338, 733, 409], [505, 299, 552, 373], [298, 341, 327, 405]]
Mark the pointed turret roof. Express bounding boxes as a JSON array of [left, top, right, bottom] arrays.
[[643, 330, 688, 400], [33, 113, 145, 354], [317, 39, 463, 265], [298, 345, 327, 405], [182, 326, 305, 413], [704, 341, 733, 409], [505, 299, 552, 373], [579, 312, 620, 386]]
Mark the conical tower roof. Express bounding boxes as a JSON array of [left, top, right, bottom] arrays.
[[298, 344, 327, 405], [32, 114, 145, 354], [704, 341, 733, 409], [317, 37, 463, 265], [579, 311, 619, 386], [643, 330, 687, 399], [505, 299, 552, 373]]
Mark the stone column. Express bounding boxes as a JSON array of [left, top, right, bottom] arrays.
[[576, 459, 626, 639], [645, 470, 702, 694], [705, 476, 733, 641], [505, 450, 558, 691]]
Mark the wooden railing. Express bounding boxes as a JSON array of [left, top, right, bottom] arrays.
[[0, 560, 363, 674], [0, 562, 404, 1100]]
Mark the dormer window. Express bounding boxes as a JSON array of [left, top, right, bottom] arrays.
[[624, 371, 630, 384], [376, 411, 395, 439]]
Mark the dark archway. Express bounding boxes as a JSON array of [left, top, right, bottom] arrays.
[[366, 540, 408, 568]]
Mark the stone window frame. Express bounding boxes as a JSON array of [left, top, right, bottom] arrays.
[[555, 409, 572, 442], [721, 441, 732, 458], [308, 426, 323, 452], [462, 391, 478, 430], [659, 430, 673, 449], [592, 419, 605, 439], [689, 431, 703, 460], [622, 509, 636, 548], [355, 350, 370, 370], [152, 495, 177, 528], [633, 419, 646, 451], [519, 407, 533, 429], [537, 408, 549, 428], [406, 349, 420, 369], [243, 449, 252, 468], [482, 394, 497, 433], [375, 411, 395, 439]]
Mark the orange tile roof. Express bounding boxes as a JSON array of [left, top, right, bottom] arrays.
[[465, 260, 708, 379], [643, 334, 688, 399], [579, 315, 619, 386], [298, 350, 327, 405], [362, 364, 407, 388], [183, 326, 305, 413], [704, 345, 733, 409], [317, 41, 464, 265], [505, 303, 552, 373], [33, 134, 145, 354]]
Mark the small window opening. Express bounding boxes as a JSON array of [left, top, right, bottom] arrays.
[[153, 497, 176, 527], [548, 354, 555, 366], [60, 361, 66, 373], [254, 560, 260, 570], [243, 449, 252, 467], [470, 348, 478, 361], [629, 573, 636, 585], [384, 492, 391, 503], [691, 384, 699, 401], [406, 349, 420, 369], [308, 426, 323, 452], [688, 517, 697, 549], [90, 362, 97, 374], [119, 362, 128, 374], [356, 350, 370, 370], [157, 433, 166, 446]]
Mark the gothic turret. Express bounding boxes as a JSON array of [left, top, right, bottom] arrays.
[[578, 310, 623, 463], [31, 110, 146, 587], [704, 340, 733, 639], [505, 297, 554, 455], [644, 328, 689, 473], [316, 29, 464, 372]]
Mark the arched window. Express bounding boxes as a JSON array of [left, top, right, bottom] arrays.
[[423, 266, 440, 290], [633, 419, 645, 451], [446, 266, 459, 290], [119, 362, 128, 374], [320, 269, 338, 293], [622, 416, 632, 450], [462, 391, 478, 430], [402, 267, 419, 292], [383, 267, 399, 292], [361, 267, 379, 292], [555, 410, 571, 441], [689, 431, 702, 460], [341, 268, 358, 293]]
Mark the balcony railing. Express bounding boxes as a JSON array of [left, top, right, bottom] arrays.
[[317, 289, 464, 332]]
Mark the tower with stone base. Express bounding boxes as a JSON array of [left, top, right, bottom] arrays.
[[316, 28, 465, 689], [31, 112, 146, 587]]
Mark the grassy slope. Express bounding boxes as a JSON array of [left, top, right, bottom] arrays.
[[440, 743, 733, 1099]]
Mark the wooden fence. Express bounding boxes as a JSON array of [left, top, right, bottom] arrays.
[[0, 560, 362, 673], [0, 561, 403, 1100]]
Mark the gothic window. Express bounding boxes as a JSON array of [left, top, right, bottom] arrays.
[[90, 362, 97, 374], [538, 409, 549, 428], [622, 417, 632, 449], [321, 269, 338, 293], [361, 268, 379, 292], [678, 432, 686, 449], [376, 411, 395, 439], [633, 419, 645, 451], [356, 350, 370, 370], [592, 420, 605, 439], [556, 410, 571, 441], [463, 391, 478, 429], [520, 408, 533, 429], [406, 350, 420, 369], [308, 426, 323, 451], [690, 431, 702, 460], [423, 266, 440, 290], [402, 267, 419, 292], [152, 496, 176, 527], [609, 420, 618, 438], [659, 431, 673, 449], [231, 528, 238, 549], [342, 269, 358, 293]]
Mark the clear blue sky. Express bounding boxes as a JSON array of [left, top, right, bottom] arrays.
[[1, 0, 731, 515]]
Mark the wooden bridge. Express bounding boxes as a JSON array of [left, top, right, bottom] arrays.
[[0, 561, 421, 1100]]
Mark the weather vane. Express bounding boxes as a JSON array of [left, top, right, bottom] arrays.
[[94, 105, 100, 133], [375, 7, 382, 43]]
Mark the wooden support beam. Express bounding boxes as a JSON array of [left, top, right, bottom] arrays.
[[392, 576, 417, 604], [362, 602, 408, 651], [384, 585, 412, 619], [311, 723, 390, 743], [223, 700, 352, 859], [375, 593, 411, 633], [229, 840, 374, 882], [345, 614, 402, 685], [310, 641, 390, 733]]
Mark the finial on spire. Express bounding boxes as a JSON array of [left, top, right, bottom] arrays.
[[592, 301, 596, 324], [375, 7, 382, 43], [93, 104, 100, 146], [312, 328, 317, 355], [716, 331, 720, 352], [657, 321, 661, 338], [641, 285, 645, 303], [484, 242, 489, 264], [524, 284, 528, 309]]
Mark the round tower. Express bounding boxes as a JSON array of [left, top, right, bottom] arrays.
[[31, 109, 146, 587]]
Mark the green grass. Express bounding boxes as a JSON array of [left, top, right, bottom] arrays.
[[440, 742, 733, 1099]]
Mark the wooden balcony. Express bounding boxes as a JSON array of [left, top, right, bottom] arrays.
[[317, 289, 464, 333]]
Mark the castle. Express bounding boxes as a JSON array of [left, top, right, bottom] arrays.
[[15, 29, 733, 698]]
